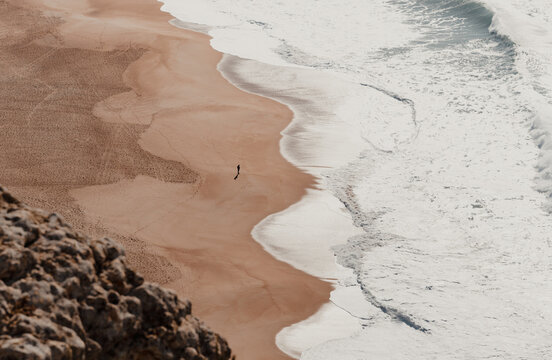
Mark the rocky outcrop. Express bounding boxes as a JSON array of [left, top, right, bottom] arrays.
[[0, 186, 233, 360]]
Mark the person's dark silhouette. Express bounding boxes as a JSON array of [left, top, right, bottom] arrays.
[[234, 164, 240, 180]]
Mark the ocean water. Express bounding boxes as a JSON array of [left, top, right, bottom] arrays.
[[160, 0, 552, 358]]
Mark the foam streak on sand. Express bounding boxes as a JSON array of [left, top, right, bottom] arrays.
[[0, 0, 331, 359]]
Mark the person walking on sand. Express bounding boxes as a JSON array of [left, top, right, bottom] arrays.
[[234, 164, 240, 180]]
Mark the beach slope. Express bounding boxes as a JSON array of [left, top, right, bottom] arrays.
[[0, 0, 331, 358]]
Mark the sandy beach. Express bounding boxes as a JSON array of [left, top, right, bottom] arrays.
[[0, 0, 331, 358]]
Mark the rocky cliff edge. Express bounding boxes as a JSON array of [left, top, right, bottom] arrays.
[[0, 186, 233, 360]]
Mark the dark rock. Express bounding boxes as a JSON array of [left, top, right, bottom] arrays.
[[1, 190, 19, 205], [0, 247, 37, 284], [0, 186, 233, 360]]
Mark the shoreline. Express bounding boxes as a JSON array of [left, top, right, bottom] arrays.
[[0, 0, 332, 359], [214, 52, 366, 358]]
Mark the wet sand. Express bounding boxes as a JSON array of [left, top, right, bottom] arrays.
[[0, 0, 331, 358]]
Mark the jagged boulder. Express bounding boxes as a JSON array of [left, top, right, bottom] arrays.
[[0, 186, 233, 360]]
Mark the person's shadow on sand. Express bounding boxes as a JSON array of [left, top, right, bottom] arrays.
[[234, 164, 240, 180]]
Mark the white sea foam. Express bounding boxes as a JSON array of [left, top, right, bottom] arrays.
[[160, 0, 552, 358], [252, 189, 361, 280], [480, 0, 552, 206]]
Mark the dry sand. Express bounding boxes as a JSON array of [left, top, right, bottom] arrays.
[[0, 0, 331, 358]]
